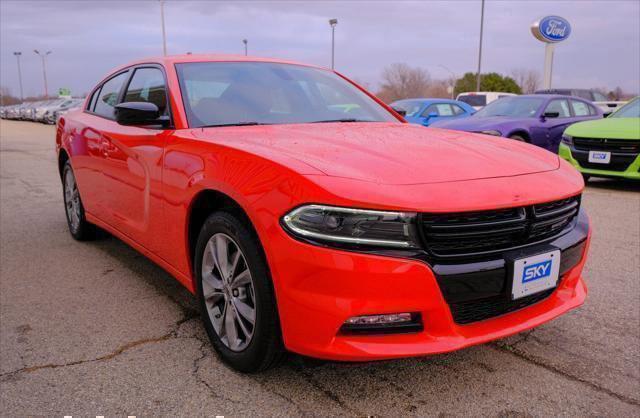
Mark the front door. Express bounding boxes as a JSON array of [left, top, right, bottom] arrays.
[[101, 66, 170, 253]]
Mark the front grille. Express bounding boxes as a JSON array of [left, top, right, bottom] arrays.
[[573, 137, 640, 153], [573, 150, 637, 172], [421, 196, 580, 258], [450, 288, 555, 325]]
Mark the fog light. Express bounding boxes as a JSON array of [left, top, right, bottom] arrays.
[[340, 312, 423, 335], [345, 313, 412, 325]]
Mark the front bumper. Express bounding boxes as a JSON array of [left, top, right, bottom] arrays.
[[559, 143, 640, 180], [271, 210, 590, 361]]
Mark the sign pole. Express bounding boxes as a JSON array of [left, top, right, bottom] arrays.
[[531, 16, 570, 90], [543, 43, 555, 89]]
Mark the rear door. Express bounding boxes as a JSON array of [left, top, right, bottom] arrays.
[[74, 71, 130, 220], [542, 99, 573, 152], [100, 65, 170, 252]]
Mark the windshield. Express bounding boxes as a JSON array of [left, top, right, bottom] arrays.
[[176, 62, 398, 127], [390, 100, 424, 117], [611, 98, 640, 118], [457, 95, 486, 107], [473, 96, 545, 118]]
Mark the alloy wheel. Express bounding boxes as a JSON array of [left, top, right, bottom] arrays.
[[64, 168, 81, 232], [201, 233, 256, 351]]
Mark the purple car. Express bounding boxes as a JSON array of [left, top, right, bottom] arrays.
[[430, 95, 603, 152]]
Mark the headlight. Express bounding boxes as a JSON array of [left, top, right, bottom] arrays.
[[562, 134, 573, 145], [282, 204, 420, 249], [479, 130, 502, 136]]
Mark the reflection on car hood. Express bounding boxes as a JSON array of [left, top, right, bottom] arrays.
[[196, 122, 559, 185]]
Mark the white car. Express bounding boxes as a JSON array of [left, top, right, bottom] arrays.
[[456, 91, 517, 110]]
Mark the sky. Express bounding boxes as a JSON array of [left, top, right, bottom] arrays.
[[1, 0, 639, 98]]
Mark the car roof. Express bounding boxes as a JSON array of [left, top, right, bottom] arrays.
[[113, 54, 327, 73], [393, 98, 462, 104], [511, 94, 586, 101]]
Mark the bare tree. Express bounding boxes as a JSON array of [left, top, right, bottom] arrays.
[[377, 63, 432, 103], [510, 68, 541, 94]]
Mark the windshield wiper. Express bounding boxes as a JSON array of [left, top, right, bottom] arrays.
[[310, 118, 372, 123], [201, 121, 270, 128]]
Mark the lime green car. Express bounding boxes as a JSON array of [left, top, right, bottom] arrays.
[[560, 97, 640, 180]]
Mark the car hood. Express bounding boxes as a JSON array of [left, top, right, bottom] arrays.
[[431, 116, 531, 132], [197, 122, 559, 185], [565, 117, 640, 140]]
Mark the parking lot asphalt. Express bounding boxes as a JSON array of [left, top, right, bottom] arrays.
[[0, 120, 638, 417]]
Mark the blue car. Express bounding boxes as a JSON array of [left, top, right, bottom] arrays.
[[390, 98, 475, 126]]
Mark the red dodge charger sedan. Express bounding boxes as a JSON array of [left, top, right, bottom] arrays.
[[56, 55, 590, 372]]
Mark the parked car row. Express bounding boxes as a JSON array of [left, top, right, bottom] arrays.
[[1, 98, 84, 124]]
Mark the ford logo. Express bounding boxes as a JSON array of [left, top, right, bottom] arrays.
[[531, 16, 571, 43]]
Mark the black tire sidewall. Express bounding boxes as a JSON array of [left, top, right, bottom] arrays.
[[63, 162, 93, 240], [195, 211, 281, 372]]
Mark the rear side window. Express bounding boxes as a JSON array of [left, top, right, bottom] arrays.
[[124, 67, 168, 114], [570, 100, 590, 116], [545, 99, 571, 117], [94, 71, 129, 119]]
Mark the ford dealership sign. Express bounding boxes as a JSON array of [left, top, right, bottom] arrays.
[[531, 16, 571, 43]]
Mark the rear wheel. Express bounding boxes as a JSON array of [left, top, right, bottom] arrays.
[[62, 161, 95, 240], [195, 211, 283, 372]]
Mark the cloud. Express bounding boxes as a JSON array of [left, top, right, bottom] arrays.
[[1, 0, 638, 98]]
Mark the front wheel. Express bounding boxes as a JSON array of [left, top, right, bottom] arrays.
[[508, 134, 527, 142], [62, 161, 95, 240], [195, 211, 284, 372]]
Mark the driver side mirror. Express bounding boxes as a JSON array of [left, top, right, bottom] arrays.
[[115, 102, 170, 127], [542, 111, 560, 119], [426, 112, 438, 119], [391, 106, 407, 117]]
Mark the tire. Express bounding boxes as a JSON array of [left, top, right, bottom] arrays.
[[509, 134, 527, 142], [62, 161, 96, 240], [195, 211, 284, 372]]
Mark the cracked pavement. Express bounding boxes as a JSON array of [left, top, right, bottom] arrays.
[[1, 120, 639, 416]]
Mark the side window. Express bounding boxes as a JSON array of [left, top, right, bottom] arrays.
[[571, 100, 590, 117], [451, 104, 465, 115], [422, 104, 440, 116], [588, 104, 598, 116], [87, 87, 101, 112], [124, 68, 168, 114], [94, 71, 129, 119], [545, 99, 571, 118]]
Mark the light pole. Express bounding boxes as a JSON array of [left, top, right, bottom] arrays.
[[438, 64, 456, 99], [160, 0, 167, 56], [243, 39, 248, 56], [475, 0, 485, 91], [329, 18, 338, 70], [33, 50, 52, 98], [13, 52, 24, 101]]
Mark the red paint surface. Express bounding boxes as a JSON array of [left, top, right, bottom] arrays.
[[56, 55, 589, 360]]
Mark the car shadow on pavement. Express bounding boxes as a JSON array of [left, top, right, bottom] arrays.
[[586, 178, 640, 192]]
